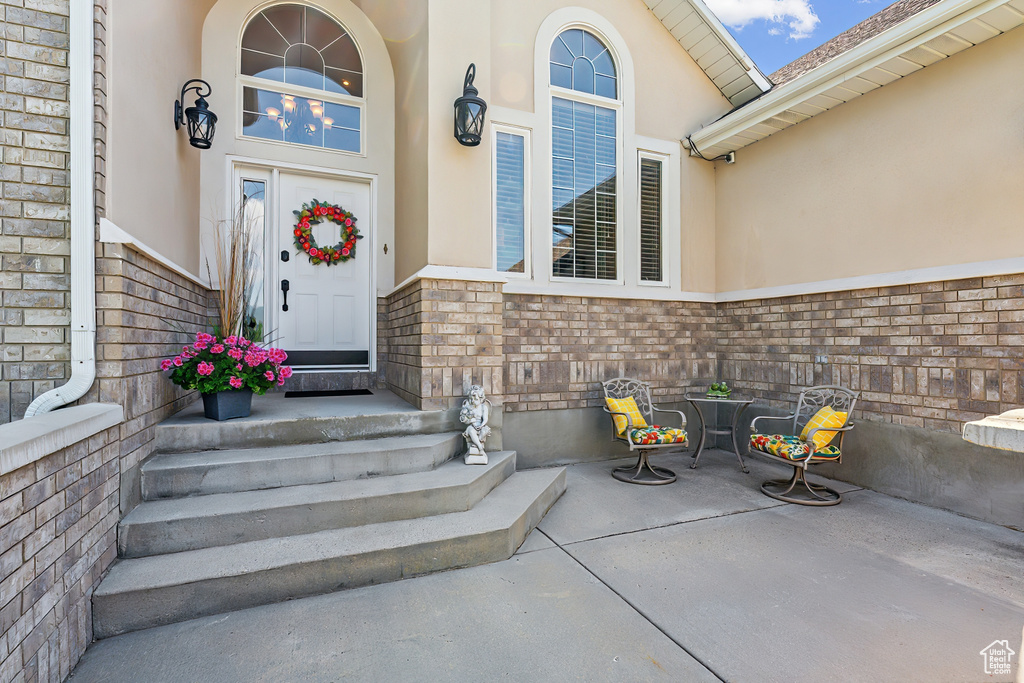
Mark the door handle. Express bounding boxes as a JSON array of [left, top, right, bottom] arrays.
[[281, 279, 289, 312]]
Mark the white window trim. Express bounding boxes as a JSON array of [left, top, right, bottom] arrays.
[[533, 10, 637, 292], [636, 149, 669, 288], [491, 122, 532, 279], [636, 135, 681, 290], [235, 4, 367, 157], [547, 36, 624, 286]]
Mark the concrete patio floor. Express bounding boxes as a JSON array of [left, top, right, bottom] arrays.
[[69, 451, 1024, 682]]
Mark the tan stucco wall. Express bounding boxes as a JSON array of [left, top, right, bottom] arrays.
[[482, 0, 728, 292], [359, 0, 429, 282], [425, 0, 492, 270], [200, 0, 397, 292], [105, 0, 731, 291], [491, 0, 726, 141], [106, 0, 217, 273], [714, 25, 1024, 293]]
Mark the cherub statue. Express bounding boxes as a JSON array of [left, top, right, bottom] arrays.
[[460, 385, 491, 465]]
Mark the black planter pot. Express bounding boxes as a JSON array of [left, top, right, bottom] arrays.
[[201, 389, 253, 421]]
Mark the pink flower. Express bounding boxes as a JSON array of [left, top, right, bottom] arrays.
[[196, 332, 215, 344], [225, 336, 239, 346], [173, 357, 183, 367], [279, 366, 293, 379], [197, 361, 215, 376], [181, 347, 195, 359], [269, 348, 288, 364], [160, 359, 172, 371], [211, 344, 225, 354], [236, 364, 243, 371], [193, 341, 208, 350], [244, 348, 269, 367], [277, 377, 286, 386], [239, 338, 251, 347], [344, 218, 352, 227], [229, 376, 243, 389], [342, 248, 350, 256], [264, 371, 275, 382], [228, 348, 244, 360]]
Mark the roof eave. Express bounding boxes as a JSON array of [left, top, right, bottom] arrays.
[[686, 0, 1017, 156], [686, 0, 773, 95], [646, 0, 772, 107]]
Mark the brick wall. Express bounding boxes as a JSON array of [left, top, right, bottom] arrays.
[[0, 1, 73, 423], [718, 274, 1024, 433], [382, 279, 503, 411], [502, 294, 718, 412], [84, 243, 214, 511], [0, 425, 120, 683]]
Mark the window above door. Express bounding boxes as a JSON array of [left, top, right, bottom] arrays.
[[239, 3, 365, 154]]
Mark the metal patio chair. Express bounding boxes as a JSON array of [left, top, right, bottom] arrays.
[[748, 385, 859, 506], [602, 378, 687, 485]]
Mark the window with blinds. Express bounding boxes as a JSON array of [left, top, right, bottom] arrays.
[[552, 97, 617, 281], [495, 131, 527, 274], [639, 157, 663, 283]]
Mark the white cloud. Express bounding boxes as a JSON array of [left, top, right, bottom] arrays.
[[704, 0, 821, 40]]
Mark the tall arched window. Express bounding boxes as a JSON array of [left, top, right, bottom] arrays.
[[550, 28, 619, 281], [240, 3, 364, 153]]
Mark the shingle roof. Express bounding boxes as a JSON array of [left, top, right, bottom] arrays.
[[769, 0, 943, 85]]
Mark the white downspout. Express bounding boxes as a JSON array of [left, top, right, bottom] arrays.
[[25, 0, 96, 417]]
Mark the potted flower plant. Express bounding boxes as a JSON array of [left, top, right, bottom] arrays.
[[160, 200, 292, 420], [161, 333, 292, 420]]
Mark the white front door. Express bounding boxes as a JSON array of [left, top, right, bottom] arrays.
[[272, 171, 373, 368]]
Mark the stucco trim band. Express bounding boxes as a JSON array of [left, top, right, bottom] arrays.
[[382, 256, 1024, 304], [717, 255, 1024, 302], [0, 403, 124, 475], [385, 265, 507, 297]]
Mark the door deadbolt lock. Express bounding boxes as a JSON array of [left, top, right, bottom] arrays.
[[281, 250, 289, 262]]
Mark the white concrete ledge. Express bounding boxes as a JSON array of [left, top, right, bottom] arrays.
[[0, 403, 124, 475], [962, 410, 1024, 453], [100, 218, 209, 288]]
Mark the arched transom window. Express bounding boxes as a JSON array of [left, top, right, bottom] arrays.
[[240, 3, 364, 153], [549, 28, 616, 99], [549, 28, 619, 281]]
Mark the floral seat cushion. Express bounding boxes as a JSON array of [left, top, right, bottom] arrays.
[[750, 434, 841, 461], [629, 426, 687, 445]]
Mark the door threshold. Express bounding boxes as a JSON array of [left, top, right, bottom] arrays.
[[291, 366, 373, 374]]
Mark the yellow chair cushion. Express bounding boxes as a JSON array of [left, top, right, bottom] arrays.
[[605, 396, 648, 435], [799, 406, 848, 450]]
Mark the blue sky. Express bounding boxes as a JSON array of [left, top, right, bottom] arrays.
[[703, 0, 894, 75]]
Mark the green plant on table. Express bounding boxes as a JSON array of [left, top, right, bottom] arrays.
[[707, 381, 732, 398]]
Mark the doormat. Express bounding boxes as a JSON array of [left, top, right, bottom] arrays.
[[283, 389, 374, 398]]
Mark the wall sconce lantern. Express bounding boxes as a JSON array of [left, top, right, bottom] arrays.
[[174, 79, 217, 149], [453, 64, 487, 147]]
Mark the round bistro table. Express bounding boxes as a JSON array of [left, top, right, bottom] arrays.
[[684, 394, 753, 473]]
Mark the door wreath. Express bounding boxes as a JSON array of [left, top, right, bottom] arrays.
[[293, 199, 363, 266]]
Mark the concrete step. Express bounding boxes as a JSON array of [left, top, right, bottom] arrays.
[[121, 452, 517, 558], [93, 467, 567, 638], [141, 432, 463, 500], [154, 394, 462, 453]]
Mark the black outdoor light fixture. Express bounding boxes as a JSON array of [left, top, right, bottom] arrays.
[[453, 64, 487, 146], [174, 79, 217, 149]]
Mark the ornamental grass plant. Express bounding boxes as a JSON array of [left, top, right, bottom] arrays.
[[208, 202, 262, 339]]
